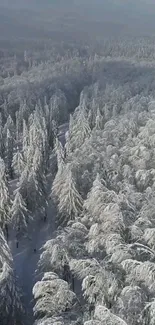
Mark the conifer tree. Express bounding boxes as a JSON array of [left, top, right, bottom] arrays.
[[16, 166, 29, 206], [0, 159, 11, 230], [83, 173, 107, 220], [27, 168, 47, 216], [3, 116, 15, 178], [55, 137, 65, 169], [22, 120, 29, 161], [12, 149, 25, 179], [84, 305, 128, 325], [0, 229, 24, 324], [53, 164, 83, 224], [3, 115, 14, 137], [38, 221, 88, 278], [5, 128, 14, 178], [11, 190, 30, 235], [33, 272, 81, 325], [66, 108, 91, 153], [95, 108, 103, 130], [51, 159, 66, 201], [18, 99, 31, 124]]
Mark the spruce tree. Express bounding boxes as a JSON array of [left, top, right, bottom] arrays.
[[57, 165, 83, 224], [11, 190, 30, 234], [0, 159, 11, 230], [66, 108, 91, 153], [0, 229, 24, 324], [12, 149, 25, 179], [33, 272, 80, 325]]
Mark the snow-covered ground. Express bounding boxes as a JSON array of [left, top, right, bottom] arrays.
[[8, 123, 69, 325]]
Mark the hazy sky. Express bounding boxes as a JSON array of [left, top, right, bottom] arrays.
[[0, 0, 154, 14], [0, 0, 154, 9], [0, 0, 155, 39]]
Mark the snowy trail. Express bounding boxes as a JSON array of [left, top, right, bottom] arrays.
[[9, 195, 57, 323], [9, 123, 69, 325]]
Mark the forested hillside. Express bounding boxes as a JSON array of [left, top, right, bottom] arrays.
[[1, 0, 155, 324]]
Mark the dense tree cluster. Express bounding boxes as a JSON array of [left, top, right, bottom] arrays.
[[0, 229, 23, 324], [2, 4, 155, 324], [34, 61, 155, 325]]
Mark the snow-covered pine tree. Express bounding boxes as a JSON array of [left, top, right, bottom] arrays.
[[5, 128, 14, 178], [3, 115, 14, 138], [33, 272, 81, 325], [95, 108, 103, 130], [18, 99, 31, 124], [50, 90, 67, 124], [83, 173, 108, 222], [70, 258, 123, 311], [143, 299, 155, 325], [51, 158, 66, 203], [43, 98, 57, 150], [113, 285, 147, 325], [53, 164, 83, 225], [32, 147, 44, 174], [0, 159, 12, 231], [27, 168, 47, 216], [41, 116, 50, 171], [65, 107, 91, 153], [15, 111, 20, 144], [38, 221, 88, 278], [84, 305, 128, 325], [27, 109, 48, 172], [50, 120, 58, 148], [3, 115, 15, 178], [16, 166, 29, 207], [17, 112, 48, 216], [88, 93, 99, 129], [0, 229, 24, 325], [55, 137, 65, 170], [22, 119, 29, 161], [31, 145, 47, 214], [12, 149, 25, 179], [1, 99, 9, 121], [16, 164, 47, 218], [11, 190, 30, 236]]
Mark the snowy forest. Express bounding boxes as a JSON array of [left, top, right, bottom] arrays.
[[2, 0, 155, 324]]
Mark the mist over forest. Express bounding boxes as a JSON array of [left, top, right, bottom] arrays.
[[1, 1, 155, 325], [1, 0, 155, 40]]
